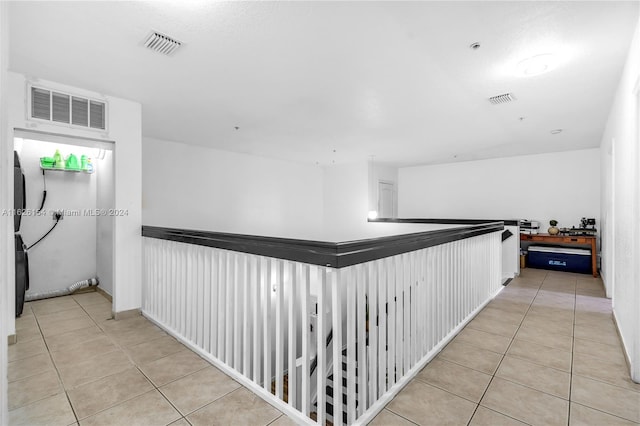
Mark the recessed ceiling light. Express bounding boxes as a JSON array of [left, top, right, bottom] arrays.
[[550, 129, 563, 134], [517, 54, 556, 76]]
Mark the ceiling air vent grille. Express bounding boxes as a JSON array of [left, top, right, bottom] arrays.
[[29, 86, 107, 131], [488, 93, 516, 105], [144, 31, 182, 56]]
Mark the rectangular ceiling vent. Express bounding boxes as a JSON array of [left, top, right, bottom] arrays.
[[488, 93, 516, 105], [29, 85, 107, 131], [144, 31, 182, 56]]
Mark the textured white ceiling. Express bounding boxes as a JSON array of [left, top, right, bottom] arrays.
[[8, 1, 639, 166]]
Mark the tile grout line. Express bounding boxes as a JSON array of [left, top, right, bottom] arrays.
[[570, 371, 640, 394], [465, 272, 547, 426], [383, 406, 424, 425], [52, 294, 185, 423], [46, 294, 133, 424], [265, 414, 287, 426], [77, 292, 241, 423], [31, 298, 82, 425], [567, 277, 577, 426], [78, 306, 184, 422], [73, 298, 233, 424], [167, 386, 244, 420], [570, 400, 640, 424]]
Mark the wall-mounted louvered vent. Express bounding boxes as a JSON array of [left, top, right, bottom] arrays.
[[144, 31, 182, 55], [31, 88, 50, 120], [52, 92, 70, 123], [72, 97, 89, 126], [30, 86, 106, 131], [488, 93, 516, 105], [90, 101, 106, 129]]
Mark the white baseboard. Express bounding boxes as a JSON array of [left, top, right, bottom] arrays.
[[612, 310, 639, 384]]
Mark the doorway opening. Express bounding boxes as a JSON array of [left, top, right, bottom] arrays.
[[377, 180, 396, 218], [13, 130, 115, 316]]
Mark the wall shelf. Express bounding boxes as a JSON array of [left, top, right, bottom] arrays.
[[40, 166, 93, 174]]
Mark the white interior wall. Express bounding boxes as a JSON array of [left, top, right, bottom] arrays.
[[7, 72, 142, 316], [18, 140, 97, 294], [143, 147, 451, 243], [398, 149, 601, 230], [96, 149, 114, 296], [0, 1, 10, 422], [323, 162, 369, 240], [142, 137, 324, 240], [600, 19, 640, 383], [322, 162, 440, 241], [107, 96, 142, 314]]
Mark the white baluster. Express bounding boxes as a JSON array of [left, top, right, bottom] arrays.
[[377, 259, 387, 393], [316, 267, 327, 425], [403, 253, 410, 374], [216, 251, 225, 359], [243, 255, 251, 377], [276, 259, 284, 400], [300, 263, 310, 416], [345, 266, 356, 424], [368, 262, 378, 400], [234, 253, 243, 371], [225, 252, 234, 364], [203, 248, 211, 355], [356, 263, 367, 414], [262, 257, 272, 392], [253, 256, 262, 383], [331, 268, 343, 426], [287, 261, 297, 408], [386, 256, 395, 389]]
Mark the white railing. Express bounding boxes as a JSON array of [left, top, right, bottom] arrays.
[[142, 229, 502, 425]]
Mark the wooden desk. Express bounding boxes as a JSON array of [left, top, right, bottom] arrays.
[[520, 233, 598, 277]]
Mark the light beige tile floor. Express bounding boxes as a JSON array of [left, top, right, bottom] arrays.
[[8, 269, 639, 425], [373, 269, 640, 425], [7, 292, 292, 426]]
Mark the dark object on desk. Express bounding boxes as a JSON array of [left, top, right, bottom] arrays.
[[559, 217, 597, 236], [581, 217, 596, 229], [559, 227, 598, 236]]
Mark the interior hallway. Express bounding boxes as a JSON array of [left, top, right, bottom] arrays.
[[7, 269, 639, 425], [372, 269, 640, 425]]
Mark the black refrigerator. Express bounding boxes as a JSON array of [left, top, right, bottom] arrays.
[[14, 151, 29, 317]]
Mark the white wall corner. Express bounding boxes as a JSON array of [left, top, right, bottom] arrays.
[[108, 97, 142, 313], [0, 1, 10, 423]]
